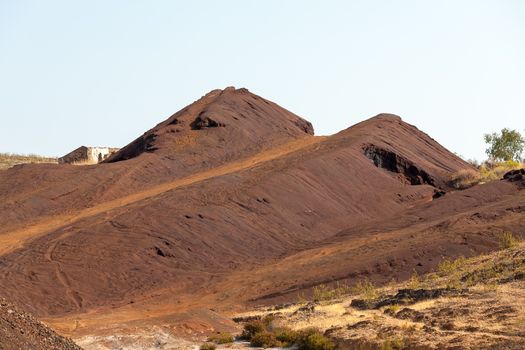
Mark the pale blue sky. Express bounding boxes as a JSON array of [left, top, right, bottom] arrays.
[[1, 1, 524, 161]]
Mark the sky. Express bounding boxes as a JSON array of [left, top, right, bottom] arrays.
[[1, 1, 524, 161]]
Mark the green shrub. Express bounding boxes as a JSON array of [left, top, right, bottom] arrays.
[[499, 232, 521, 249], [261, 314, 275, 329], [241, 320, 266, 340], [250, 331, 280, 348], [484, 129, 525, 162], [274, 327, 299, 347], [241, 321, 335, 349], [296, 328, 335, 350], [207, 332, 234, 344], [200, 343, 216, 350]]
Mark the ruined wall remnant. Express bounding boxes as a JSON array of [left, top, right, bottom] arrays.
[[58, 146, 119, 165]]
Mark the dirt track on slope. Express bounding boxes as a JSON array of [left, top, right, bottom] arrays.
[[0, 136, 325, 256]]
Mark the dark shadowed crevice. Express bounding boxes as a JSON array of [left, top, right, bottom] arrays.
[[190, 111, 226, 130], [104, 133, 158, 163], [363, 144, 436, 186]]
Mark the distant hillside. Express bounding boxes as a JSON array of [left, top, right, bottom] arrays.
[[0, 153, 57, 170]]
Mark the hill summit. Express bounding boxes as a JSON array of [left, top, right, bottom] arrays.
[[106, 87, 314, 163]]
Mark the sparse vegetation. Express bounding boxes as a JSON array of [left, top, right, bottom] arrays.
[[199, 343, 216, 350], [379, 337, 405, 350], [274, 327, 299, 347], [312, 282, 350, 302], [407, 270, 422, 289], [450, 160, 524, 190], [296, 328, 335, 350], [449, 169, 480, 189], [206, 332, 234, 344], [352, 279, 378, 306], [435, 255, 468, 288], [499, 231, 521, 249], [250, 331, 280, 348], [437, 256, 466, 277], [0, 152, 57, 170], [480, 160, 524, 182], [236, 240, 525, 350], [384, 304, 400, 314], [297, 292, 308, 303], [241, 318, 334, 349], [241, 320, 266, 341]]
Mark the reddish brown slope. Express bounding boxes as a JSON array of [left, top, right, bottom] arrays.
[[341, 114, 472, 189], [0, 87, 313, 234], [105, 86, 313, 162], [0, 105, 474, 321], [222, 177, 525, 307]]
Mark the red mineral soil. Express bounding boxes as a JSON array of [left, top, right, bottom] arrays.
[[0, 87, 524, 344]]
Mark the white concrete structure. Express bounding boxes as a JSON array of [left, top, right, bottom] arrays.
[[58, 146, 119, 164]]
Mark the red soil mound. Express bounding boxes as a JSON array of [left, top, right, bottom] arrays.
[[0, 87, 312, 232], [0, 298, 80, 350], [106, 87, 313, 163], [0, 87, 523, 341]]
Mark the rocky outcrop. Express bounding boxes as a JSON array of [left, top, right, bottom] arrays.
[[363, 144, 436, 186], [350, 288, 466, 310], [190, 112, 226, 130], [503, 168, 525, 182], [0, 298, 81, 350]]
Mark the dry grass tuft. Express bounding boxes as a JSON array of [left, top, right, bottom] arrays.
[[480, 161, 524, 182], [437, 256, 466, 277], [449, 169, 480, 189], [352, 279, 378, 307], [499, 232, 521, 250], [199, 343, 216, 350], [449, 161, 524, 190], [312, 282, 350, 302], [206, 332, 234, 344]]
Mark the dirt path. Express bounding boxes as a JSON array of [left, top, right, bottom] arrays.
[[44, 232, 83, 309], [0, 136, 326, 257]]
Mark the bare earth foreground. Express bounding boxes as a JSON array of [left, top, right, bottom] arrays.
[[234, 242, 525, 350], [0, 87, 524, 349]]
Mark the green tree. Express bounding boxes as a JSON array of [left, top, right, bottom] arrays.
[[484, 128, 525, 162]]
